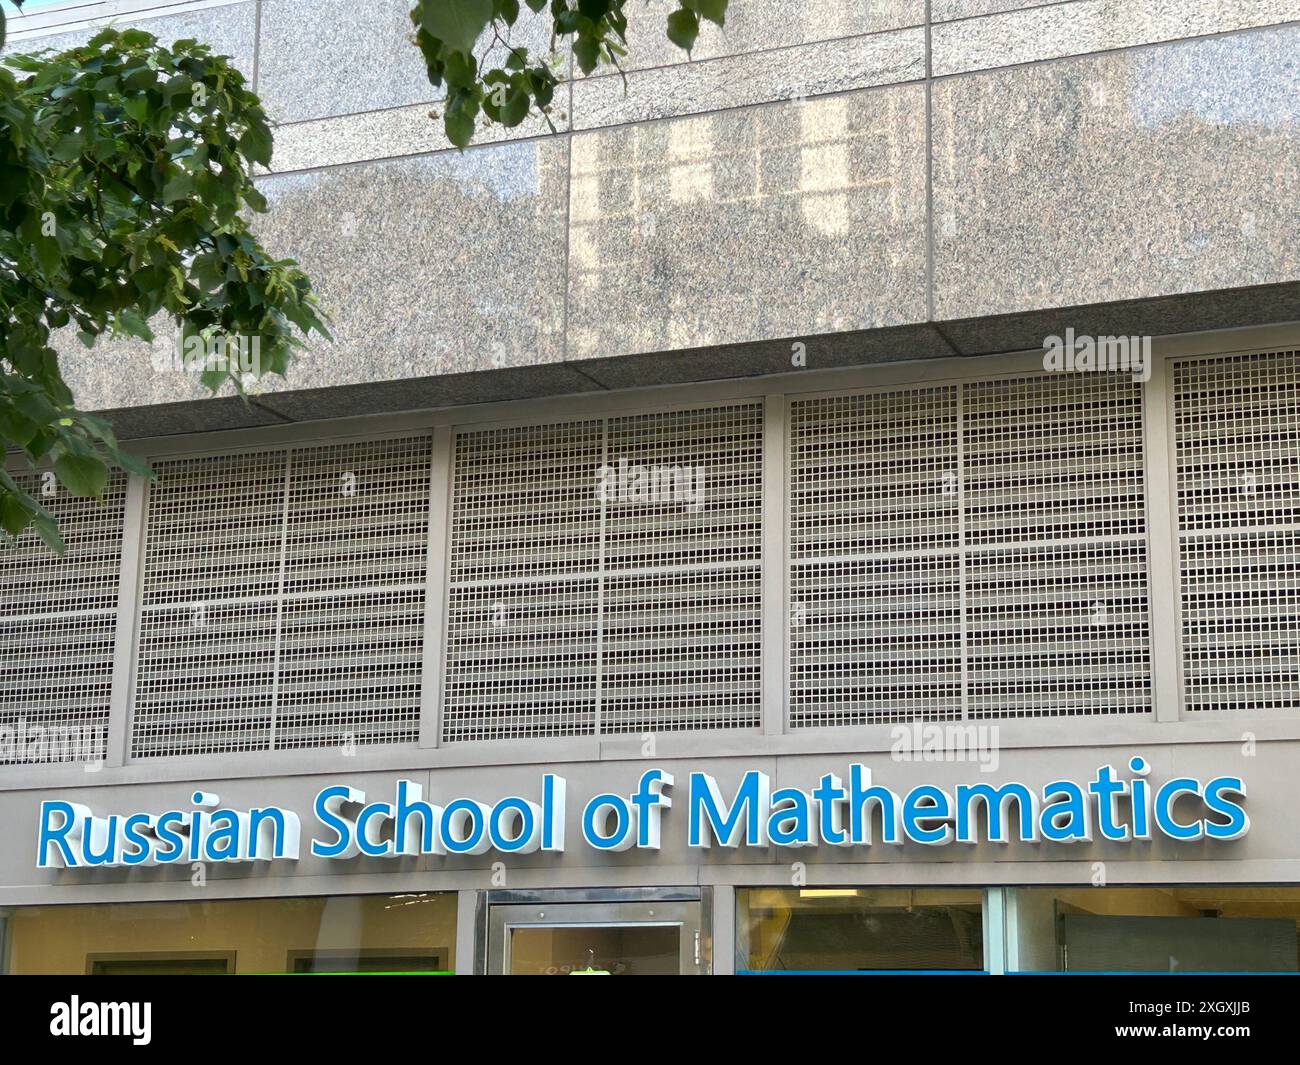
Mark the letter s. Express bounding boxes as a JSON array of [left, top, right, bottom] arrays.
[[1203, 776, 1250, 841], [312, 785, 365, 858]]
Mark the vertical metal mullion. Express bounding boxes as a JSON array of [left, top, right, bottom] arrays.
[[419, 426, 453, 748], [455, 888, 481, 975], [956, 384, 970, 720], [1144, 353, 1183, 722], [104, 471, 148, 768], [711, 884, 736, 975], [594, 418, 608, 738], [266, 450, 293, 751], [761, 394, 787, 735], [984, 887, 1008, 974]]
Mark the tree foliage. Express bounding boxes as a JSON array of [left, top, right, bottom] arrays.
[[412, 0, 729, 147], [0, 9, 327, 550], [0, 0, 720, 550]]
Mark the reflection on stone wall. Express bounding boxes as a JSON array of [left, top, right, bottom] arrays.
[[568, 86, 928, 359], [252, 139, 570, 388], [932, 25, 1300, 319]]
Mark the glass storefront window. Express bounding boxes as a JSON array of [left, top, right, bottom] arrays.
[[737, 888, 984, 973], [1011, 887, 1300, 973], [2, 892, 456, 975]]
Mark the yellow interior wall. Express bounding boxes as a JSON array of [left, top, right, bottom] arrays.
[[1053, 887, 1201, 918], [6, 892, 457, 974], [508, 925, 679, 975]]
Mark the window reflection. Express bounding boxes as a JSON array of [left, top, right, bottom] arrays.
[[738, 887, 984, 973]]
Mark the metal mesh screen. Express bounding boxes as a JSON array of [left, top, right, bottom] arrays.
[[789, 387, 962, 727], [789, 372, 1151, 727], [131, 436, 432, 757], [601, 406, 762, 733], [964, 373, 1150, 719], [444, 420, 601, 742], [0, 469, 126, 765], [444, 403, 762, 741], [1175, 350, 1300, 713]]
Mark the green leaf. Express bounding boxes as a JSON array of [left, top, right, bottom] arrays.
[[532, 70, 555, 108], [573, 35, 600, 75], [683, 0, 727, 28], [444, 90, 480, 147], [53, 453, 109, 498], [123, 94, 151, 124], [0, 407, 37, 448], [666, 9, 700, 53], [116, 307, 153, 341], [237, 120, 273, 167], [161, 74, 193, 104], [162, 170, 193, 203], [32, 514, 66, 555], [33, 232, 62, 275], [444, 49, 478, 87], [499, 84, 529, 126], [0, 492, 33, 538], [108, 449, 153, 479], [118, 29, 155, 49], [49, 132, 84, 162], [123, 67, 158, 91], [417, 0, 493, 54]]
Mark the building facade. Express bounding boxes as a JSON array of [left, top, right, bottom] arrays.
[[2, 0, 1300, 974]]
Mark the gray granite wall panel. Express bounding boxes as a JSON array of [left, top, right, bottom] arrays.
[[932, 25, 1300, 320]]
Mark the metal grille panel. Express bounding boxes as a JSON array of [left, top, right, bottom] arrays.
[[131, 436, 432, 757], [601, 406, 762, 733], [789, 386, 962, 727], [133, 598, 278, 757], [448, 420, 602, 582], [964, 374, 1147, 544], [444, 420, 602, 741], [140, 450, 286, 606], [444, 404, 762, 741], [1175, 350, 1300, 713], [600, 571, 760, 734], [443, 579, 599, 742], [789, 373, 1151, 727], [964, 374, 1150, 719], [965, 542, 1150, 718], [0, 470, 126, 764], [275, 589, 424, 749]]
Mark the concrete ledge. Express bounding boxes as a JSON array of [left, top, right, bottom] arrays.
[[88, 283, 1300, 439]]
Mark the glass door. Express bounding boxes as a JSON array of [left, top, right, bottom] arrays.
[[488, 901, 705, 975]]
